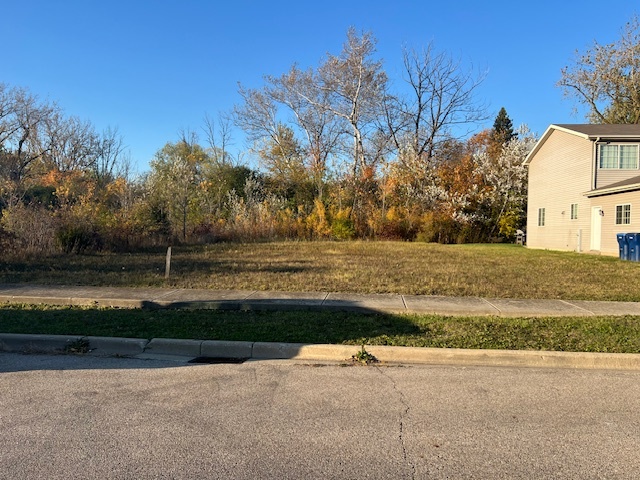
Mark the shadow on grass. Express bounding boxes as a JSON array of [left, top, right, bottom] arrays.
[[0, 254, 322, 286], [0, 302, 422, 372]]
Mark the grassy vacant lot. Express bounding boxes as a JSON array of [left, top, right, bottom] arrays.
[[1, 304, 639, 353], [1, 241, 639, 301], [2, 242, 640, 353]]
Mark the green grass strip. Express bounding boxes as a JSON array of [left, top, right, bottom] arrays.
[[1, 304, 640, 354]]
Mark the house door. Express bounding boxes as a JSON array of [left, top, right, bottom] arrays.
[[591, 206, 602, 251]]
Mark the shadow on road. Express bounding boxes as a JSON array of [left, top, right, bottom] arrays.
[[0, 351, 196, 373]]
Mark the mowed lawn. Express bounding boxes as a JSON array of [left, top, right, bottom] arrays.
[[2, 305, 640, 353], [1, 241, 638, 301]]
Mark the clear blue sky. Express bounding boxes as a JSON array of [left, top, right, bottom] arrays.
[[3, 0, 637, 174]]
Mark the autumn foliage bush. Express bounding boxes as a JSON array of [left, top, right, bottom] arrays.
[[0, 121, 532, 256], [1, 203, 58, 257]]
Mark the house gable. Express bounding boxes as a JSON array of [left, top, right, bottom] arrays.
[[525, 128, 593, 251], [525, 124, 640, 169]]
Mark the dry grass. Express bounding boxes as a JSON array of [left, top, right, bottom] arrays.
[[1, 241, 638, 301]]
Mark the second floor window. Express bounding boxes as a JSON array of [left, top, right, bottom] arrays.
[[599, 144, 639, 169]]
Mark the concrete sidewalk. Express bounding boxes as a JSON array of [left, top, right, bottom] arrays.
[[2, 283, 640, 370], [2, 283, 640, 317]]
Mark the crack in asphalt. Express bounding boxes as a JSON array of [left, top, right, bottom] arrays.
[[376, 366, 415, 480]]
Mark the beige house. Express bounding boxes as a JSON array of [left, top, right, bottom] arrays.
[[524, 124, 640, 256]]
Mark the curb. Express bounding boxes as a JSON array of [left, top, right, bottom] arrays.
[[1, 333, 640, 370]]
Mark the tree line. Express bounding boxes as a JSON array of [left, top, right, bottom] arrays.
[[2, 19, 639, 256]]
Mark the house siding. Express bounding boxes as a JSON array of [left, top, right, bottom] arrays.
[[596, 168, 640, 189], [526, 130, 593, 252], [590, 191, 640, 255]]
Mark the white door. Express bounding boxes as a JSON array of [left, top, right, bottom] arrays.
[[591, 206, 602, 251]]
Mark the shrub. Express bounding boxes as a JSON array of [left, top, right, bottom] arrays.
[[305, 200, 331, 239], [56, 222, 102, 254], [330, 208, 355, 240], [0, 203, 58, 256], [377, 206, 419, 240], [498, 208, 524, 240], [416, 211, 489, 244], [22, 185, 58, 208], [0, 226, 16, 252]]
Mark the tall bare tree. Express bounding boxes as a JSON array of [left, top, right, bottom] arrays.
[[0, 83, 18, 148], [389, 44, 487, 168], [203, 112, 235, 165], [234, 84, 280, 147], [266, 65, 342, 199], [95, 126, 129, 185], [558, 15, 640, 123], [44, 114, 98, 173], [316, 28, 388, 178], [234, 83, 310, 193], [0, 86, 60, 204]]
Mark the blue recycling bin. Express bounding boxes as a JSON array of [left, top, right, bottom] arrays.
[[626, 233, 640, 262], [617, 233, 629, 260]]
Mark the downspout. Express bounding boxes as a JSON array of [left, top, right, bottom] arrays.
[[592, 137, 601, 254], [592, 137, 600, 190]]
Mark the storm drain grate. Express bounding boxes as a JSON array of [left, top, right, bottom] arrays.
[[188, 357, 249, 364]]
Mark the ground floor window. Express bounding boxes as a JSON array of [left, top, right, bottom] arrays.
[[570, 203, 578, 220], [538, 207, 546, 226], [616, 204, 631, 225]]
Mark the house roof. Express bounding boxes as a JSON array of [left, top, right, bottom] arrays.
[[553, 124, 640, 138], [524, 124, 640, 165], [585, 174, 640, 197]]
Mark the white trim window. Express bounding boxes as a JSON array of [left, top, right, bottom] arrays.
[[570, 203, 578, 220], [599, 144, 639, 169], [538, 207, 546, 227], [616, 204, 631, 225]]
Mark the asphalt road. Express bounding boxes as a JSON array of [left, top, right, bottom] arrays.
[[2, 353, 640, 479]]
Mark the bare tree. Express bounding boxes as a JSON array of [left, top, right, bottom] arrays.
[[390, 44, 487, 167], [0, 86, 60, 203], [0, 83, 18, 148], [44, 114, 99, 172], [203, 112, 235, 165], [266, 65, 342, 198], [558, 15, 640, 123], [233, 28, 388, 204], [316, 28, 388, 177], [234, 82, 309, 181], [234, 84, 280, 146], [95, 126, 129, 184]]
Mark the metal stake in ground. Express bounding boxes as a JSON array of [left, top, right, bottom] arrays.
[[165, 246, 172, 280]]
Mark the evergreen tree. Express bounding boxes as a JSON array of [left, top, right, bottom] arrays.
[[492, 107, 517, 144]]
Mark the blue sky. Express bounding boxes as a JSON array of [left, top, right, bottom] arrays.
[[3, 1, 638, 174]]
